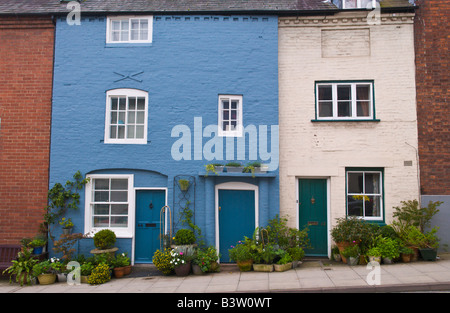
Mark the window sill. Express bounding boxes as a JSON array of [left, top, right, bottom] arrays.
[[311, 119, 380, 123], [105, 43, 153, 48]]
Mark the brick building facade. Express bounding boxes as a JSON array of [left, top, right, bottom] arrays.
[[0, 16, 54, 244]]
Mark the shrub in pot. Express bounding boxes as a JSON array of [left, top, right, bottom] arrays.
[[93, 229, 117, 250], [366, 247, 382, 263], [2, 248, 38, 286], [229, 238, 255, 271]]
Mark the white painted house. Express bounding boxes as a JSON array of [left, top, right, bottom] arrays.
[[278, 7, 419, 256]]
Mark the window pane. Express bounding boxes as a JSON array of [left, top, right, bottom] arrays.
[[111, 216, 128, 227], [131, 19, 139, 29], [223, 122, 228, 131], [94, 179, 109, 190], [93, 216, 109, 227], [344, 0, 357, 8], [356, 85, 370, 100], [111, 204, 128, 215], [94, 191, 109, 202], [111, 112, 118, 124], [118, 112, 125, 124], [110, 126, 117, 139], [135, 126, 144, 138], [357, 101, 370, 117], [231, 101, 238, 109], [136, 112, 145, 124], [128, 97, 136, 110], [112, 21, 121, 31], [365, 196, 381, 217], [140, 20, 148, 31], [130, 29, 139, 40], [347, 196, 363, 216], [319, 101, 333, 117], [111, 98, 118, 110], [111, 191, 128, 202], [365, 172, 380, 194], [337, 86, 351, 100], [112, 31, 120, 41], [118, 126, 125, 138], [93, 204, 109, 215], [111, 179, 128, 190], [360, 0, 373, 8], [231, 110, 237, 120], [137, 98, 145, 110], [223, 110, 229, 120], [318, 85, 332, 100], [338, 101, 351, 117], [222, 100, 229, 109], [348, 172, 363, 193], [119, 98, 126, 110], [127, 125, 135, 138], [128, 111, 135, 124], [230, 121, 237, 130], [140, 30, 148, 41]]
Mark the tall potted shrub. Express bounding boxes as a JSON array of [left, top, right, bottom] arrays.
[[229, 238, 255, 272], [91, 229, 118, 256]]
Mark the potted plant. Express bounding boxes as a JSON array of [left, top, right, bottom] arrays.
[[91, 229, 118, 256], [152, 248, 174, 275], [170, 250, 191, 276], [204, 163, 224, 176], [178, 179, 190, 191], [377, 237, 400, 264], [331, 217, 367, 264], [419, 227, 439, 261], [32, 259, 58, 285], [50, 257, 67, 282], [342, 245, 360, 266], [79, 262, 94, 283], [172, 228, 197, 256], [112, 252, 131, 278], [252, 244, 276, 272], [331, 245, 341, 262], [243, 162, 268, 177], [366, 247, 382, 263], [225, 162, 244, 173], [287, 246, 305, 268], [2, 247, 38, 286], [229, 239, 255, 272], [274, 251, 293, 272], [88, 263, 111, 285], [29, 238, 47, 255], [399, 246, 414, 263], [193, 246, 220, 274], [59, 217, 74, 235]]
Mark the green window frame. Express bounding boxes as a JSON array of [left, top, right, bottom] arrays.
[[313, 80, 379, 122], [345, 167, 385, 222]]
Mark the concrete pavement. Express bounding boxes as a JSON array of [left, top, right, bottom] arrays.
[[2, 254, 450, 293]]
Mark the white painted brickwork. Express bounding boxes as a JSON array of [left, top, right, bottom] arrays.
[[278, 12, 419, 233]]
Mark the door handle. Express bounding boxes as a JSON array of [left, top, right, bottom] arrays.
[[219, 206, 221, 211]]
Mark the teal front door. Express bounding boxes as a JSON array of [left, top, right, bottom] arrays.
[[298, 179, 328, 256], [135, 190, 165, 263], [218, 189, 255, 262]]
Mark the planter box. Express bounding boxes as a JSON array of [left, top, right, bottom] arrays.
[[274, 263, 292, 272], [37, 273, 56, 285], [253, 264, 273, 272], [225, 166, 244, 173], [237, 260, 253, 272], [419, 248, 437, 261]]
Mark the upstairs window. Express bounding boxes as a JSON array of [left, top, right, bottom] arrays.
[[315, 81, 375, 121], [107, 16, 153, 43], [343, 0, 375, 9], [218, 95, 243, 137], [105, 89, 148, 144]]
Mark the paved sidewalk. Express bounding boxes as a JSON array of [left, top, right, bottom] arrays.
[[2, 255, 450, 293]]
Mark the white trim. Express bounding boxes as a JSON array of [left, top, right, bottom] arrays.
[[106, 15, 153, 44], [218, 94, 243, 137], [215, 182, 259, 262], [104, 88, 148, 144], [132, 187, 168, 265], [296, 177, 331, 258], [84, 174, 135, 239]]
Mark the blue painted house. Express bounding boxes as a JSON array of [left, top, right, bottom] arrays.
[[49, 2, 291, 263]]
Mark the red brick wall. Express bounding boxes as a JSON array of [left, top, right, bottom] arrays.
[[0, 16, 54, 244], [414, 0, 450, 195]]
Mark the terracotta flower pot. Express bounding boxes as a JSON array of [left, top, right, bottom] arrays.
[[175, 262, 191, 276], [114, 267, 126, 278]]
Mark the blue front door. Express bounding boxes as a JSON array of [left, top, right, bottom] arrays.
[[218, 189, 255, 262], [135, 190, 165, 263]]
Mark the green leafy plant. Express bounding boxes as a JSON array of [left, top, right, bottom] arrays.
[[113, 253, 131, 268], [377, 236, 400, 259], [392, 199, 442, 233], [88, 263, 111, 285], [29, 238, 46, 248], [178, 179, 190, 191], [174, 228, 196, 245], [80, 262, 94, 276], [341, 245, 360, 258], [59, 217, 74, 228], [252, 244, 276, 265], [52, 232, 84, 261], [225, 162, 242, 167], [152, 248, 174, 275], [331, 216, 371, 245], [93, 229, 116, 250], [2, 248, 38, 286], [194, 246, 219, 272], [32, 259, 58, 276], [205, 163, 222, 176], [277, 253, 293, 265], [366, 246, 382, 257], [229, 238, 254, 262], [399, 246, 414, 255], [287, 246, 305, 261]]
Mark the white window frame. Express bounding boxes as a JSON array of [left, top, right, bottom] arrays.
[[84, 174, 135, 238], [104, 88, 148, 144], [218, 94, 243, 137], [315, 82, 374, 120], [106, 15, 153, 44], [342, 0, 376, 9], [346, 170, 383, 221]]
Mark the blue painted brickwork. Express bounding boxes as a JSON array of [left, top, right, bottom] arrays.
[[50, 15, 279, 260]]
